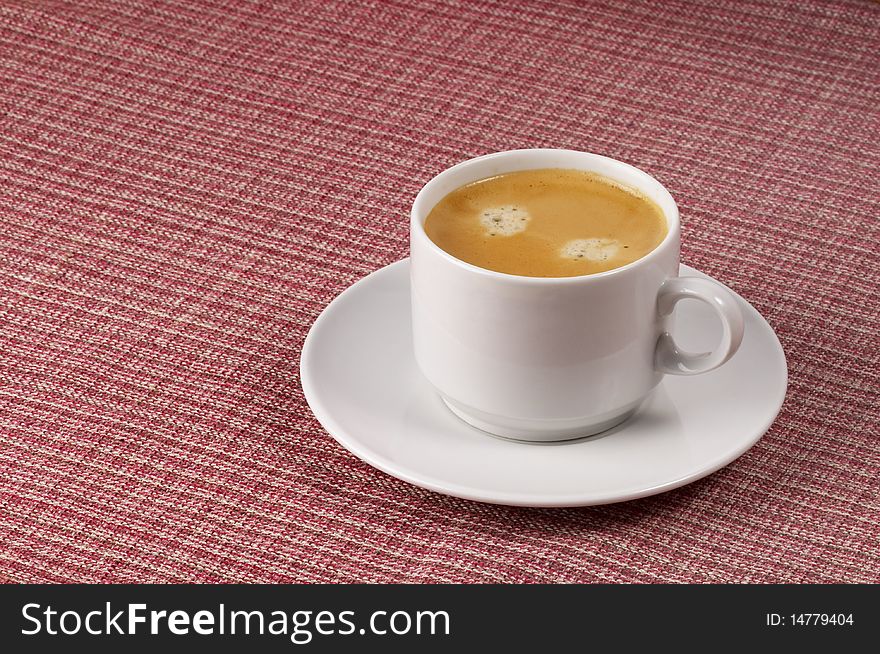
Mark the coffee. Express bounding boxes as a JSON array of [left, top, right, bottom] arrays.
[[423, 168, 668, 277]]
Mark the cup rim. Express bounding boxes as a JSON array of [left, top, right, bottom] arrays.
[[410, 148, 681, 284]]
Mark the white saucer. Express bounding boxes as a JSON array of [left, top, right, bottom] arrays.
[[301, 260, 787, 507]]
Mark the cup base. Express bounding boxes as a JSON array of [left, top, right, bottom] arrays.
[[441, 397, 642, 443]]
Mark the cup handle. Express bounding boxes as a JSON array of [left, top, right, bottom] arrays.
[[654, 276, 745, 375]]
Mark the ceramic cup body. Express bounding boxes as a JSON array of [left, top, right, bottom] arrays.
[[410, 149, 743, 441]]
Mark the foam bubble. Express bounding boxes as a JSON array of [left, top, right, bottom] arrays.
[[479, 205, 530, 236], [561, 238, 621, 262]]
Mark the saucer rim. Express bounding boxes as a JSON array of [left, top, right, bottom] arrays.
[[300, 259, 788, 507]]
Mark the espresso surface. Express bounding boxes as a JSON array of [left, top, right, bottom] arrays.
[[424, 168, 668, 277]]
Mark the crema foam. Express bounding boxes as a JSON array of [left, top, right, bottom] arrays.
[[424, 168, 668, 277]]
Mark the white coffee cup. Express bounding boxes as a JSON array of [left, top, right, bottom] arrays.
[[410, 149, 744, 442]]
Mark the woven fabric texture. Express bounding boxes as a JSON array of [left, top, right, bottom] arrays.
[[1, 0, 878, 583]]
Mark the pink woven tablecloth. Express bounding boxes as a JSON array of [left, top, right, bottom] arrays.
[[1, 0, 878, 583]]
